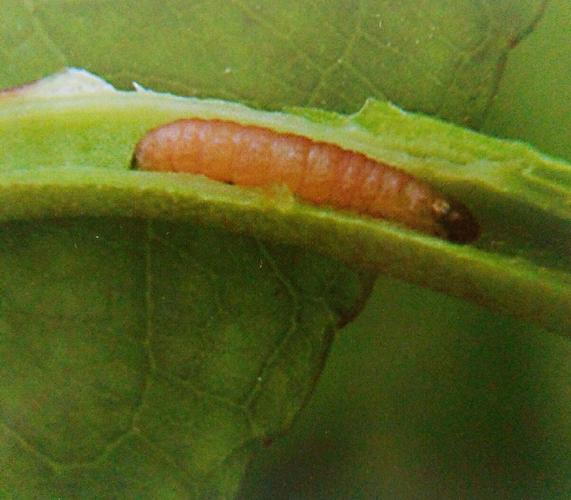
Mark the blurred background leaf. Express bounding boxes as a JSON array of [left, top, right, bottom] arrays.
[[1, 0, 543, 126]]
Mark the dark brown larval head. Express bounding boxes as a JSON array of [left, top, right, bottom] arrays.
[[431, 198, 480, 244]]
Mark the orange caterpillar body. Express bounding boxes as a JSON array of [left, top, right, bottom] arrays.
[[132, 119, 479, 243]]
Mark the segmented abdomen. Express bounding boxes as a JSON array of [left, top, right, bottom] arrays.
[[132, 119, 479, 243]]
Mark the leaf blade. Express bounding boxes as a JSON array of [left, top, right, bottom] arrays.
[[0, 0, 546, 126], [0, 74, 569, 334]]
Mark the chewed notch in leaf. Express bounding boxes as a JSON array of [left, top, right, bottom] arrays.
[[0, 68, 116, 100]]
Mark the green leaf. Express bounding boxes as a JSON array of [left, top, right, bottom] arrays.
[[0, 0, 545, 127], [0, 216, 369, 497], [0, 0, 551, 496], [0, 71, 569, 336], [483, 0, 571, 161]]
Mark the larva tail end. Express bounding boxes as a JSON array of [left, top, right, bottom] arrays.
[[433, 199, 480, 244]]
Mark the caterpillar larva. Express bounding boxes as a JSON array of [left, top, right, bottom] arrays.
[[132, 119, 480, 243]]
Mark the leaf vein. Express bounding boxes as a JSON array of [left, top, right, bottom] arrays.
[[241, 241, 300, 410]]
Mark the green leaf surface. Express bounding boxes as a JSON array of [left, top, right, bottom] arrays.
[[0, 71, 569, 336], [483, 0, 571, 160], [0, 216, 370, 497], [0, 0, 545, 127]]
